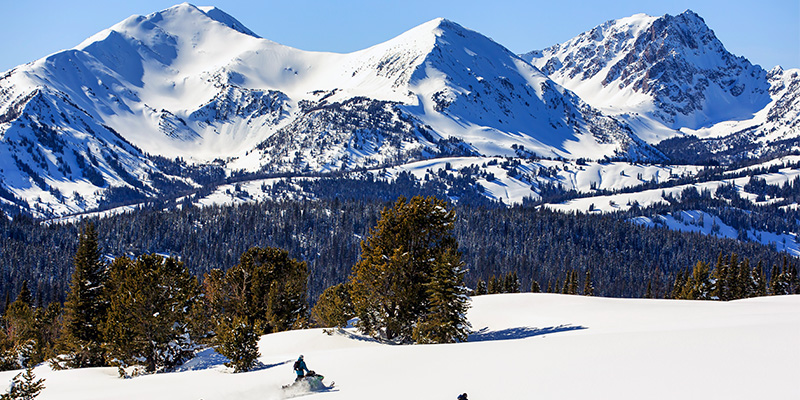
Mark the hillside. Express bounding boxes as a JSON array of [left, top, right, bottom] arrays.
[[2, 293, 797, 399]]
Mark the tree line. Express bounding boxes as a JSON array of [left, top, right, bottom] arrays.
[[1, 197, 791, 310], [672, 253, 799, 300]]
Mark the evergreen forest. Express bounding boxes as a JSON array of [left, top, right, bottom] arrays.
[[0, 197, 794, 307]]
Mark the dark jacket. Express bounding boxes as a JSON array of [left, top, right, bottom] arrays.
[[294, 359, 308, 376]]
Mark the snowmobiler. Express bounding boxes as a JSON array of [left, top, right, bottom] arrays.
[[283, 356, 334, 393], [293, 355, 309, 381]]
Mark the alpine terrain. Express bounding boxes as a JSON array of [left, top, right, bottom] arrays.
[[0, 3, 663, 218], [0, 6, 798, 399], [1, 5, 799, 267]]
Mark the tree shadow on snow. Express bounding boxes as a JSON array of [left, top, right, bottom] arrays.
[[176, 348, 292, 373], [468, 325, 586, 342], [327, 327, 382, 344]]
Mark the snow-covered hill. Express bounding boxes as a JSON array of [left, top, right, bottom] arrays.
[[522, 10, 800, 159], [4, 293, 797, 399]]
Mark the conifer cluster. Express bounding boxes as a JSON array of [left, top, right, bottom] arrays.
[[671, 253, 799, 300], [0, 223, 310, 375], [474, 272, 521, 295], [0, 282, 61, 370]]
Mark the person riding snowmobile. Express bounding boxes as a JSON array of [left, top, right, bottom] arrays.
[[293, 355, 309, 381]]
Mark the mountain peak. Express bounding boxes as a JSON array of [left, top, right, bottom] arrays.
[[388, 17, 467, 45], [196, 5, 260, 38], [76, 3, 259, 51], [675, 9, 705, 23], [523, 10, 770, 132]]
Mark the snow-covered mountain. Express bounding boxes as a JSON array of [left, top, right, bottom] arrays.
[[2, 293, 797, 399], [522, 10, 800, 157], [3, 4, 799, 219], [0, 3, 666, 217]]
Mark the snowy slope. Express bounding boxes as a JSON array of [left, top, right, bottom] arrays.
[[631, 210, 800, 256], [183, 156, 703, 207], [522, 10, 797, 156], [3, 293, 797, 399]]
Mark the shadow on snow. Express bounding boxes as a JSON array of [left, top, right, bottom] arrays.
[[176, 348, 292, 373], [468, 324, 586, 342]]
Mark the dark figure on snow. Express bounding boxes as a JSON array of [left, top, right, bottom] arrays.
[[294, 355, 309, 381], [457, 393, 468, 400]]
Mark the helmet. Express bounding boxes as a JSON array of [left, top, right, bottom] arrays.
[[298, 355, 304, 360]]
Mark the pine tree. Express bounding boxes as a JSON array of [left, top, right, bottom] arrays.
[[59, 223, 107, 368], [0, 329, 18, 371], [2, 293, 35, 368], [2, 293, 10, 316], [784, 258, 800, 294], [504, 272, 520, 293], [349, 196, 468, 343], [530, 279, 541, 293], [570, 270, 579, 295], [30, 303, 61, 366], [679, 261, 712, 300], [3, 291, 34, 345], [205, 247, 308, 334], [671, 269, 688, 299], [15, 283, 31, 308], [412, 249, 471, 344], [583, 270, 594, 296], [475, 280, 488, 296], [752, 261, 768, 297], [215, 316, 260, 373], [769, 264, 783, 295], [0, 367, 44, 400], [734, 259, 751, 299], [711, 253, 730, 301], [645, 281, 653, 299], [103, 254, 200, 373], [310, 283, 354, 328], [487, 276, 500, 294]]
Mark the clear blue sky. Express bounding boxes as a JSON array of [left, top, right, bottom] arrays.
[[2, 0, 798, 73]]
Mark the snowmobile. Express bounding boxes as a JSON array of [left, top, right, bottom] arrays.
[[282, 370, 334, 394]]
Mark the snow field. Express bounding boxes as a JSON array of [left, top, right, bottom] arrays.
[[3, 293, 798, 400]]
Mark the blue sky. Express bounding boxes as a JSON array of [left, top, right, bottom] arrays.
[[2, 0, 798, 72]]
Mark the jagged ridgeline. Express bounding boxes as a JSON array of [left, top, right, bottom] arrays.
[[0, 198, 787, 305]]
